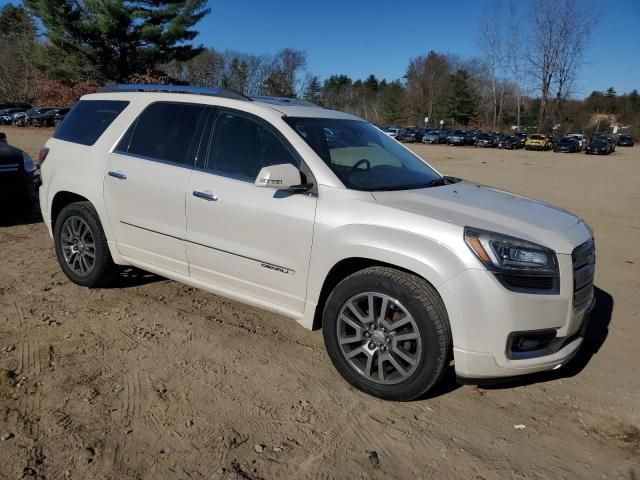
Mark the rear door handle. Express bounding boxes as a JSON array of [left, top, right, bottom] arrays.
[[193, 190, 218, 201], [108, 170, 127, 180]]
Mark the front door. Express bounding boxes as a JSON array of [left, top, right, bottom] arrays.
[[186, 109, 317, 312]]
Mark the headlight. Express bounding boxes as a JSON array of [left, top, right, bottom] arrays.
[[464, 227, 558, 275], [22, 151, 36, 172]]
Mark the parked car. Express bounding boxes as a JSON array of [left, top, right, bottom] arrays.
[[591, 133, 616, 153], [553, 136, 581, 153], [0, 108, 27, 125], [396, 128, 419, 143], [617, 135, 634, 147], [413, 128, 426, 143], [382, 126, 400, 139], [475, 133, 498, 147], [31, 108, 70, 127], [585, 138, 611, 155], [447, 130, 470, 146], [0, 141, 40, 216], [566, 133, 586, 151], [422, 129, 448, 144], [40, 84, 595, 400], [525, 134, 551, 151], [515, 132, 528, 148], [14, 107, 54, 127], [497, 135, 519, 149]]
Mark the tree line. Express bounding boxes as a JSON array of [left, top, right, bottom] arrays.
[[0, 0, 638, 134]]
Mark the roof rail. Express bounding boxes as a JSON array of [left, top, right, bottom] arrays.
[[249, 95, 320, 107], [98, 84, 250, 101]]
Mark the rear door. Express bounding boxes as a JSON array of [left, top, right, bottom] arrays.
[[104, 101, 210, 275], [185, 109, 317, 312]]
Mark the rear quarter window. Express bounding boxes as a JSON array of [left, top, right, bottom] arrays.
[[54, 100, 129, 146]]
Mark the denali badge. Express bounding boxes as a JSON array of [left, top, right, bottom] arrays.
[[261, 263, 294, 275]]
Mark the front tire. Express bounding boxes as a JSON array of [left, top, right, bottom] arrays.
[[322, 267, 451, 401], [54, 201, 117, 288]]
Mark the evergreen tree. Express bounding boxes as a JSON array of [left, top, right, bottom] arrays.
[[25, 0, 210, 82], [381, 81, 405, 124], [444, 70, 479, 126], [303, 76, 323, 105]]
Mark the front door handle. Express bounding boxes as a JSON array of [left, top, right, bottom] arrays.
[[108, 170, 127, 180], [193, 190, 218, 201]]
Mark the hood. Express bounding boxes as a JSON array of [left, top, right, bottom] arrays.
[[372, 180, 584, 253]]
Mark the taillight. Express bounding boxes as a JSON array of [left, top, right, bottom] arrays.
[[38, 147, 49, 165]]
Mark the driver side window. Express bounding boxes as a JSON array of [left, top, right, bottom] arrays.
[[205, 111, 299, 181]]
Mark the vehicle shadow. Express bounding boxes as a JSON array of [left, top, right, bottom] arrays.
[[480, 286, 613, 391], [108, 267, 165, 289], [0, 206, 43, 227]]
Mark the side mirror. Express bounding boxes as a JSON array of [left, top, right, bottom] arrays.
[[255, 163, 302, 189]]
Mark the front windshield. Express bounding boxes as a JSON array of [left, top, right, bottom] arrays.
[[284, 117, 441, 191]]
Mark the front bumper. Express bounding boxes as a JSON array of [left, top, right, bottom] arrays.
[[439, 240, 595, 379], [526, 144, 546, 150]]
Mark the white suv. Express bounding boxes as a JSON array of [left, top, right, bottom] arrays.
[[39, 85, 595, 400]]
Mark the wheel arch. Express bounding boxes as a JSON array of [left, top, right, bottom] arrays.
[[311, 256, 446, 331], [51, 191, 90, 228]]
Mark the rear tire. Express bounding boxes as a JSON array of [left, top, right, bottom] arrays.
[[54, 202, 118, 288], [322, 267, 451, 401]]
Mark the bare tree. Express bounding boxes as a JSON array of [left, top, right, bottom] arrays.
[[505, 2, 527, 128], [477, 0, 508, 129], [527, 0, 594, 130]]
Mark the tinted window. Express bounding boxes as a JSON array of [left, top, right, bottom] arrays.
[[54, 101, 128, 146], [206, 111, 299, 180], [285, 117, 440, 191], [117, 102, 208, 166]]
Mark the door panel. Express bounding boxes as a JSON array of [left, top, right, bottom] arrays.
[[102, 102, 210, 275], [104, 153, 191, 274], [186, 171, 316, 311]]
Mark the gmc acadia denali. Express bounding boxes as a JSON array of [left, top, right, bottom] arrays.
[[39, 84, 595, 400]]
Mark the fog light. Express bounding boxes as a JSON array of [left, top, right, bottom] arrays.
[[508, 329, 557, 359]]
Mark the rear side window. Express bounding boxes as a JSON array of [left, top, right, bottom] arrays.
[[54, 100, 129, 146], [116, 102, 208, 166], [205, 110, 299, 181]]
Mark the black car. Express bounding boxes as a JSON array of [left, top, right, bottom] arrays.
[[475, 133, 498, 147], [413, 128, 426, 142], [0, 142, 41, 216], [591, 133, 616, 153], [396, 128, 419, 143], [617, 135, 634, 147], [0, 132, 6, 144], [31, 108, 70, 128], [422, 129, 448, 144], [553, 136, 581, 153], [585, 139, 610, 155], [497, 135, 519, 149], [14, 107, 54, 127], [0, 108, 27, 125], [447, 130, 470, 146]]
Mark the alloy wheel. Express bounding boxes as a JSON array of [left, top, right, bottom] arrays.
[[337, 292, 422, 385], [60, 215, 96, 276]]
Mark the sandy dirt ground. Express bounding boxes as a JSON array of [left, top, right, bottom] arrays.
[[1, 126, 639, 479]]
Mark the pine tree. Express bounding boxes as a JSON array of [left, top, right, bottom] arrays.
[[444, 70, 479, 126], [303, 76, 323, 105], [25, 0, 210, 82]]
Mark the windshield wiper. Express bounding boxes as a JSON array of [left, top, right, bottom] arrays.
[[366, 176, 461, 192]]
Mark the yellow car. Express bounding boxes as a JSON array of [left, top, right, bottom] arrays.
[[525, 134, 551, 151]]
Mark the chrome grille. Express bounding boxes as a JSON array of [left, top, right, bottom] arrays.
[[572, 239, 595, 311]]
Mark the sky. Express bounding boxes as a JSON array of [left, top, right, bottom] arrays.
[[3, 0, 639, 97]]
